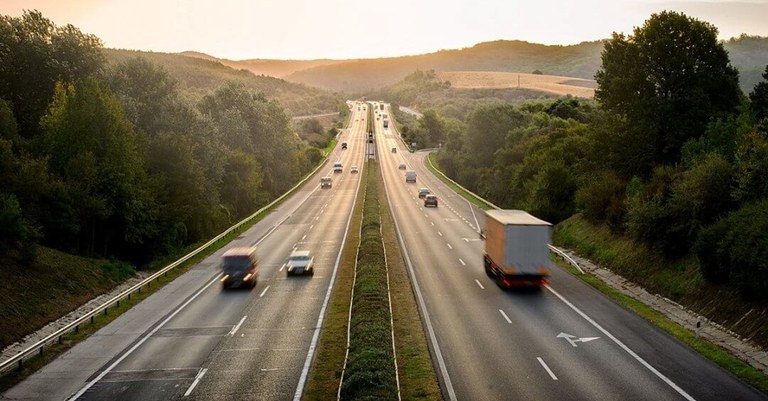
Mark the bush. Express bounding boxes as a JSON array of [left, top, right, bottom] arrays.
[[575, 170, 626, 229], [696, 200, 768, 299]]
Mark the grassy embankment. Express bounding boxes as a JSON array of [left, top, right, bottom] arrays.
[[426, 152, 768, 395], [305, 161, 441, 400]]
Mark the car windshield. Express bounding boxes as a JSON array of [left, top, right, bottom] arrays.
[[291, 255, 310, 261], [223, 256, 251, 271]]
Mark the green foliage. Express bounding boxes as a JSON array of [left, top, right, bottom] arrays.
[[40, 78, 152, 257], [575, 170, 626, 229], [102, 48, 341, 117], [0, 11, 104, 137], [301, 118, 324, 135], [733, 132, 768, 203], [0, 192, 39, 260], [749, 65, 768, 122], [696, 200, 768, 300], [341, 163, 397, 401], [595, 11, 741, 171]]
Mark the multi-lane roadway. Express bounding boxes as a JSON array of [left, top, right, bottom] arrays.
[[375, 103, 766, 401], [4, 101, 767, 401]]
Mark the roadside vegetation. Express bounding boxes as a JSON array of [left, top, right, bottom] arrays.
[[0, 10, 335, 350], [401, 11, 768, 350]]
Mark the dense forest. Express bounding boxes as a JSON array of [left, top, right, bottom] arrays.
[[399, 12, 768, 300], [0, 11, 328, 266]]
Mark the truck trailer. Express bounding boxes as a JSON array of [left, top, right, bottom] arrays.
[[483, 210, 551, 288]]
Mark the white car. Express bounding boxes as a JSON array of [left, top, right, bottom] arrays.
[[286, 250, 314, 276], [350, 166, 359, 174]]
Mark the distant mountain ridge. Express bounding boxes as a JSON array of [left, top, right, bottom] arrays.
[[179, 51, 343, 78], [180, 37, 768, 95]]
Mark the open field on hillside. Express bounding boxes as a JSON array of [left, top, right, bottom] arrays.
[[437, 71, 596, 98]]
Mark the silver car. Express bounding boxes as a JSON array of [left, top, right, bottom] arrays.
[[286, 250, 314, 276]]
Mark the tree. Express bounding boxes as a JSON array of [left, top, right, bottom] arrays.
[[750, 65, 768, 121], [595, 11, 741, 172], [0, 11, 104, 138], [41, 78, 149, 257]]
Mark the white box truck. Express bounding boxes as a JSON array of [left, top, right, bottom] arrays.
[[483, 210, 551, 288]]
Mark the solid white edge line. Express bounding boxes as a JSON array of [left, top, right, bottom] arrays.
[[475, 280, 485, 290], [499, 309, 512, 324], [292, 139, 363, 401], [68, 275, 221, 400], [260, 286, 270, 298], [229, 315, 248, 336], [184, 368, 208, 397], [537, 357, 558, 381], [383, 144, 457, 401], [544, 285, 696, 401]]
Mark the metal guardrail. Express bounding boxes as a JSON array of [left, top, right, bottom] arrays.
[[424, 150, 584, 275], [0, 153, 332, 375]]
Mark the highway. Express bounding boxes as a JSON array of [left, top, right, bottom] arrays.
[[2, 103, 369, 401], [375, 103, 767, 401], [4, 101, 766, 401]]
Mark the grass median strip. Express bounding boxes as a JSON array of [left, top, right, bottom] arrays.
[[305, 160, 441, 401]]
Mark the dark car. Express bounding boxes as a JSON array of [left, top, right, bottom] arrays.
[[424, 194, 438, 207], [221, 247, 258, 289]]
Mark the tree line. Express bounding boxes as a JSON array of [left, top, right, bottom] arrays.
[[0, 11, 323, 265], [401, 12, 768, 300]]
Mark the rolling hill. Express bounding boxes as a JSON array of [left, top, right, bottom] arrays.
[[280, 38, 768, 95], [102, 49, 342, 116]]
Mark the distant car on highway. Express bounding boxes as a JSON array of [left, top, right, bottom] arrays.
[[398, 163, 407, 170], [221, 247, 258, 289], [391, 147, 397, 153], [341, 142, 348, 149], [405, 170, 417, 183], [333, 162, 343, 173], [320, 177, 332, 188], [424, 194, 438, 207], [418, 187, 430, 198], [286, 250, 314, 276], [350, 166, 359, 174]]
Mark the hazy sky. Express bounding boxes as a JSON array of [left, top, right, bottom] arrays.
[[2, 0, 767, 60]]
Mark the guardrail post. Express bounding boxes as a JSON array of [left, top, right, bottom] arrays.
[[39, 347, 43, 357], [104, 307, 108, 316], [18, 359, 22, 370], [75, 324, 79, 334], [117, 299, 120, 308], [90, 316, 94, 325], [58, 335, 62, 344]]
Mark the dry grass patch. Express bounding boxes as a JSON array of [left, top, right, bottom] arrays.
[[436, 71, 595, 98]]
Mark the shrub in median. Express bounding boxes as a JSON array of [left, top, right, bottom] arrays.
[[340, 162, 398, 401]]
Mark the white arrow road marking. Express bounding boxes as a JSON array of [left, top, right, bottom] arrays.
[[557, 332, 600, 347], [546, 285, 695, 401]]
